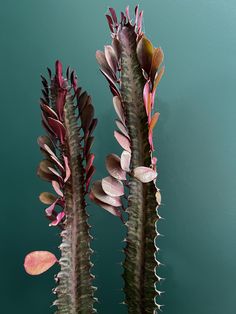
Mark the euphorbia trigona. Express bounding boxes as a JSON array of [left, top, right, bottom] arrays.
[[91, 6, 164, 313], [24, 61, 97, 313]]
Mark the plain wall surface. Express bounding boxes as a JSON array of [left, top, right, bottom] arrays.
[[0, 0, 236, 313]]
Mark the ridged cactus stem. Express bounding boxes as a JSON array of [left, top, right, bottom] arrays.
[[56, 97, 94, 313], [119, 25, 158, 314], [24, 61, 97, 314], [93, 6, 164, 313]]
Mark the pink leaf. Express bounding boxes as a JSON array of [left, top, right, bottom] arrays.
[[102, 176, 124, 197], [126, 6, 131, 22], [133, 166, 157, 183], [40, 104, 58, 120], [113, 96, 125, 124], [143, 81, 152, 122], [52, 180, 63, 197], [50, 211, 65, 226], [63, 155, 71, 182], [55, 88, 67, 121], [105, 14, 114, 32], [105, 154, 126, 180], [115, 119, 129, 138], [89, 191, 121, 217], [45, 200, 58, 216], [149, 112, 160, 133], [105, 45, 118, 74], [153, 66, 165, 93], [86, 165, 95, 192], [86, 153, 95, 173], [91, 181, 122, 207], [24, 251, 57, 275], [37, 136, 55, 153], [114, 131, 131, 153], [120, 150, 131, 172]]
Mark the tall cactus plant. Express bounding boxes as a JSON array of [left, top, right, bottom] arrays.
[[91, 6, 164, 313], [24, 61, 97, 313]]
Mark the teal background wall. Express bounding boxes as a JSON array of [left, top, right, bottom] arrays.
[[0, 0, 236, 313]]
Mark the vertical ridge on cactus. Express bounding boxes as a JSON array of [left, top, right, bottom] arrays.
[[92, 6, 164, 313], [24, 61, 97, 313]]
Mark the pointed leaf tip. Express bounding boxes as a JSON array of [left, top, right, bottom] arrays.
[[133, 166, 157, 183], [24, 251, 57, 275]]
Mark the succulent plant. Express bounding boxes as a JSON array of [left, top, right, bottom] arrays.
[[91, 6, 164, 313], [24, 61, 97, 313]]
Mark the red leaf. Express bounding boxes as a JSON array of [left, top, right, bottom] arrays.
[[24, 251, 57, 275], [105, 154, 126, 180], [102, 176, 124, 197], [114, 131, 131, 153], [47, 118, 66, 144], [55, 60, 63, 87], [109, 7, 118, 24], [86, 165, 95, 192]]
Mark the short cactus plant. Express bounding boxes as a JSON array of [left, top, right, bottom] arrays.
[[24, 61, 97, 313], [91, 6, 164, 313]]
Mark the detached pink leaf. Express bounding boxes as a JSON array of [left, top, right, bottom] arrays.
[[133, 166, 157, 183], [114, 131, 131, 153], [120, 150, 131, 172], [102, 176, 124, 197], [106, 154, 126, 180], [91, 181, 122, 207], [24, 251, 57, 275]]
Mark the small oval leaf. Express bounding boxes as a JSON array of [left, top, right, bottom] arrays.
[[91, 181, 122, 207], [114, 131, 131, 153], [89, 191, 121, 217], [102, 176, 124, 197], [133, 166, 157, 183], [24, 251, 57, 275], [106, 154, 126, 180], [120, 150, 131, 172], [39, 192, 57, 205]]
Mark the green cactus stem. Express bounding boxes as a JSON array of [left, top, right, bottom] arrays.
[[92, 6, 164, 313], [24, 61, 97, 314]]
